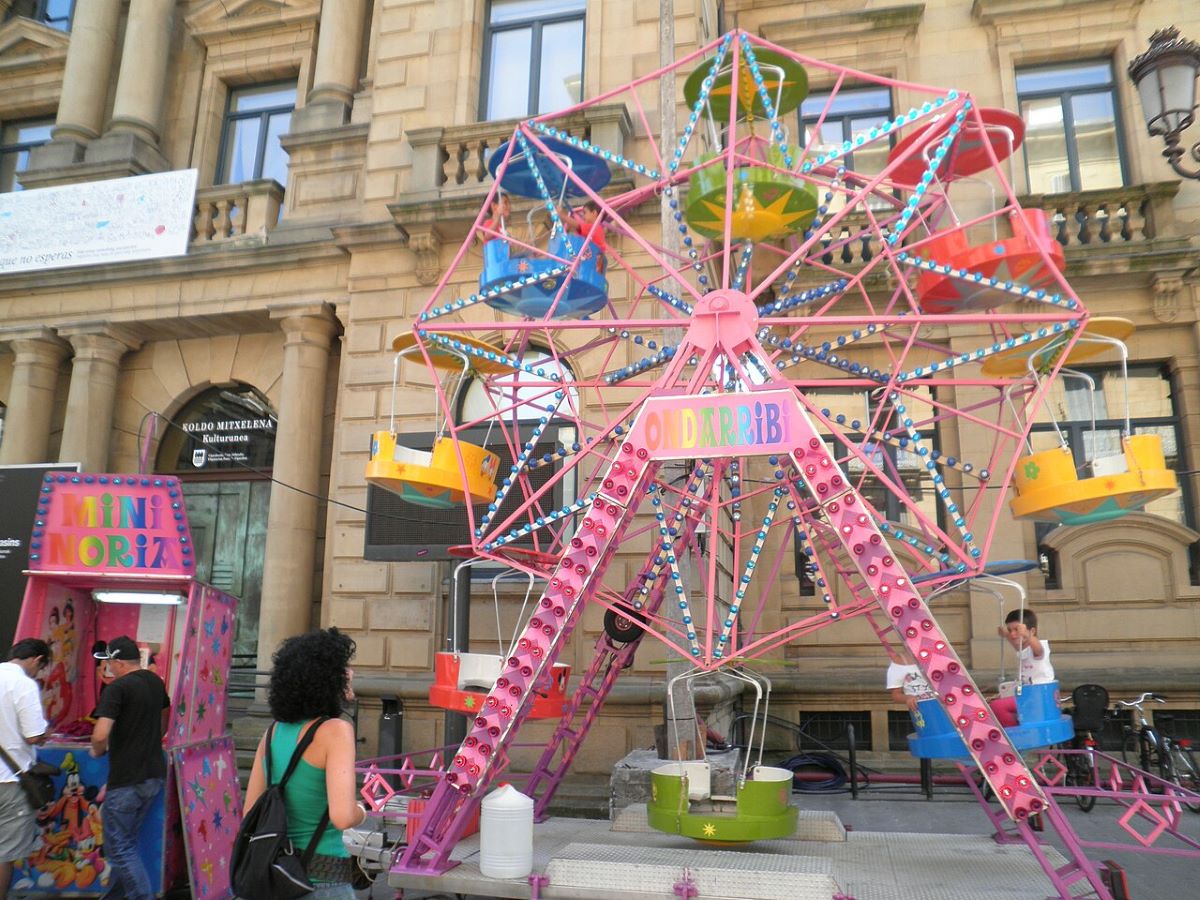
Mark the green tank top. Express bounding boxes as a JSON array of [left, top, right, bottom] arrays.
[[267, 720, 347, 858]]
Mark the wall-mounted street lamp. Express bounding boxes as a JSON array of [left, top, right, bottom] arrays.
[[1128, 27, 1200, 179]]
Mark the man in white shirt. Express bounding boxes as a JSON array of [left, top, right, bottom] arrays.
[[0, 638, 50, 900]]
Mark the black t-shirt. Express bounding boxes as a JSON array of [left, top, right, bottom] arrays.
[[93, 669, 170, 789]]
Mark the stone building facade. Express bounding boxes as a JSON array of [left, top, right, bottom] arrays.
[[0, 0, 1197, 773]]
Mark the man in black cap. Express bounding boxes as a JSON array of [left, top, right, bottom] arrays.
[[90, 636, 169, 900]]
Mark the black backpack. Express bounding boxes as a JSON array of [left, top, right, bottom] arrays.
[[231, 717, 331, 899]]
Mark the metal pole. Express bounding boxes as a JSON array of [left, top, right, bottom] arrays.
[[442, 560, 471, 746]]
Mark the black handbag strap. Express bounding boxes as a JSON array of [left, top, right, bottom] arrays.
[[264, 718, 332, 866]]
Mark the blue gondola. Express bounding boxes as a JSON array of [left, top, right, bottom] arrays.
[[481, 134, 612, 318], [480, 231, 608, 318], [487, 135, 612, 199], [907, 681, 1074, 760]]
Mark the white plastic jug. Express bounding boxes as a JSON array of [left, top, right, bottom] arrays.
[[478, 783, 534, 879]]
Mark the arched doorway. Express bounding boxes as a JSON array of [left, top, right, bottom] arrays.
[[156, 383, 275, 660]]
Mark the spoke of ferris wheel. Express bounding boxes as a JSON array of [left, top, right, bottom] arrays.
[[629, 463, 712, 613], [647, 283, 695, 316], [883, 391, 982, 561], [420, 265, 572, 322], [894, 254, 1080, 311], [650, 474, 712, 661], [418, 331, 566, 382], [783, 478, 866, 618], [731, 243, 754, 292], [893, 321, 1077, 384], [602, 343, 679, 385], [814, 408, 986, 484], [514, 130, 575, 255], [482, 493, 600, 552], [715, 484, 786, 659]]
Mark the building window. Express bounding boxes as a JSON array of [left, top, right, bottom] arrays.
[[481, 0, 585, 121], [5, 0, 74, 31], [1016, 61, 1126, 194], [0, 119, 53, 192], [216, 83, 296, 187]]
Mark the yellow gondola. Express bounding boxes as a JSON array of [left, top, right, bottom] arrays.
[[1001, 318, 1179, 524], [1010, 434, 1177, 525], [365, 332, 507, 508]]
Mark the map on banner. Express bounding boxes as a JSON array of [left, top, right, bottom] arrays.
[[0, 169, 197, 275]]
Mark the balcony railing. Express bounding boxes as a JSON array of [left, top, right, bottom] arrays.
[[406, 104, 632, 199], [1019, 181, 1181, 250], [192, 179, 285, 244], [797, 180, 1184, 274]]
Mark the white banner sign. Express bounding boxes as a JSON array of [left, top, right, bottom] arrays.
[[0, 169, 198, 275]]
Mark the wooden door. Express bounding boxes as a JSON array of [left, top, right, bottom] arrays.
[[183, 480, 269, 659]]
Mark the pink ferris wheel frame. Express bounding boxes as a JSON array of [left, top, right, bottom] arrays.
[[356, 28, 1173, 899]]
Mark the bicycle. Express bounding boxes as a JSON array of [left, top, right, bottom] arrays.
[[1116, 692, 1200, 813], [1062, 683, 1108, 812]]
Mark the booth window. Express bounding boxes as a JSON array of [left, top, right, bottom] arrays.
[[216, 83, 296, 187], [4, 0, 74, 30], [481, 0, 585, 121], [1026, 364, 1195, 585], [0, 119, 53, 192], [1016, 61, 1126, 194]]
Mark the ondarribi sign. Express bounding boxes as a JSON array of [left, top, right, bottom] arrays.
[[639, 389, 800, 459], [28, 474, 194, 577]]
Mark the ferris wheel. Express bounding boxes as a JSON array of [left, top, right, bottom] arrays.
[[363, 30, 1177, 894]]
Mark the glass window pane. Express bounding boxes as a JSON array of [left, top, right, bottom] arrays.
[[231, 84, 296, 113], [12, 149, 34, 191], [222, 118, 261, 184], [1021, 96, 1072, 193], [490, 0, 585, 25], [849, 114, 889, 176], [537, 18, 583, 113], [261, 111, 292, 185], [44, 0, 72, 28], [487, 28, 533, 119], [1071, 91, 1122, 189], [14, 122, 53, 144], [1122, 367, 1172, 417], [1016, 62, 1113, 94], [802, 88, 890, 119], [1081, 427, 1122, 462], [803, 120, 844, 154]]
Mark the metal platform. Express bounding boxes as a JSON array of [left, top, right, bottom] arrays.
[[385, 813, 1076, 899]]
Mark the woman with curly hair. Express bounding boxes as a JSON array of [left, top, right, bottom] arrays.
[[242, 628, 367, 898]]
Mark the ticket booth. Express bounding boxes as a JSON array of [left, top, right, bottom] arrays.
[[9, 473, 240, 899]]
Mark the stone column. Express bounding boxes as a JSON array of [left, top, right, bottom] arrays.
[[34, 0, 122, 164], [292, 0, 368, 130], [107, 0, 176, 144], [57, 327, 141, 472], [0, 329, 70, 465], [256, 305, 339, 670]]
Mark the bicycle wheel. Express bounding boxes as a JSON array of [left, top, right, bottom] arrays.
[[1067, 751, 1097, 813], [1168, 745, 1200, 813], [1121, 732, 1140, 768]]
